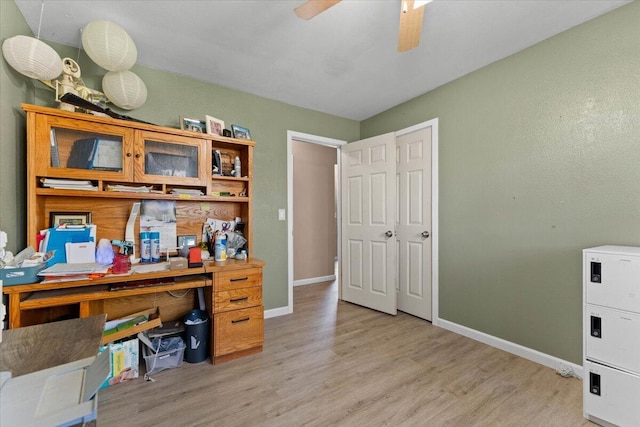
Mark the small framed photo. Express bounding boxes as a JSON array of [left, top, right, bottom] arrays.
[[231, 124, 251, 140], [49, 211, 92, 227], [205, 115, 225, 136], [180, 116, 206, 133]]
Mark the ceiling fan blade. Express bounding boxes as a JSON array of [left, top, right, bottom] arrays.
[[294, 0, 342, 20], [398, 0, 425, 52]]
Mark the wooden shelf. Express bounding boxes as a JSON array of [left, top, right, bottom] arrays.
[[35, 188, 250, 202], [21, 103, 255, 147], [3, 267, 207, 294], [102, 314, 162, 345], [20, 277, 209, 310], [212, 176, 250, 182]]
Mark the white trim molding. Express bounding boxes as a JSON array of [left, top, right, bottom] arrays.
[[437, 318, 584, 378], [264, 306, 291, 319], [294, 275, 337, 287]]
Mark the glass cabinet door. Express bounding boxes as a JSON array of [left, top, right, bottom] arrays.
[[52, 127, 123, 171], [136, 131, 207, 186], [144, 140, 198, 178], [34, 115, 133, 180]]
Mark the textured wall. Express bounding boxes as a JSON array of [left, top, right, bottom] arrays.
[[0, 1, 360, 310], [0, 0, 32, 254], [361, 1, 640, 363]]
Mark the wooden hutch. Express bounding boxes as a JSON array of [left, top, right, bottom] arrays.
[[2, 104, 264, 363]]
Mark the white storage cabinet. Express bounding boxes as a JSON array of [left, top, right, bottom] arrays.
[[583, 245, 640, 427]]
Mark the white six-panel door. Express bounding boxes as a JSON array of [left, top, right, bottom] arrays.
[[341, 133, 397, 315], [396, 127, 432, 320]]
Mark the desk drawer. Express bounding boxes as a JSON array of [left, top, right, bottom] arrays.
[[215, 268, 261, 292], [214, 286, 262, 313], [214, 305, 263, 357]]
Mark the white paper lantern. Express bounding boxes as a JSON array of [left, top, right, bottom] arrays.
[[102, 70, 147, 110], [1, 35, 63, 80], [82, 21, 137, 72]]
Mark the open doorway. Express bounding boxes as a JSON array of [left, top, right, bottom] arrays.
[[292, 140, 337, 285], [287, 131, 346, 314]]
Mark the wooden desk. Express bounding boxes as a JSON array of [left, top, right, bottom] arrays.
[[3, 258, 265, 364]]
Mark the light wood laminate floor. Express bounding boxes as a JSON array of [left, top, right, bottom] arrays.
[[99, 280, 590, 426]]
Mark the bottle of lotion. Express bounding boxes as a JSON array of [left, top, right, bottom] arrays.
[[234, 156, 241, 177]]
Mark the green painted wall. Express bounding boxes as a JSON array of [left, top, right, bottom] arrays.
[[362, 1, 640, 363], [0, 1, 360, 310], [4, 0, 639, 364], [0, 0, 32, 258]]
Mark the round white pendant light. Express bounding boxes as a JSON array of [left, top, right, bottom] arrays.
[[102, 70, 147, 110], [81, 20, 137, 72], [1, 35, 63, 80]]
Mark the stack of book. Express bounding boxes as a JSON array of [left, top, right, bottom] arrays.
[[41, 178, 98, 191], [106, 184, 163, 193], [169, 188, 204, 196]]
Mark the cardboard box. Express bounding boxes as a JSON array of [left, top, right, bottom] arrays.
[[0, 315, 108, 427], [99, 338, 139, 388], [170, 257, 188, 270]]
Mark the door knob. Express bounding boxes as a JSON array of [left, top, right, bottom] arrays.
[[385, 230, 393, 238], [421, 231, 430, 238]]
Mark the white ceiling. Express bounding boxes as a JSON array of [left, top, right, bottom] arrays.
[[15, 0, 630, 121]]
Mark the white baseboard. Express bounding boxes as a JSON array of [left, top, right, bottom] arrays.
[[264, 306, 291, 319], [293, 275, 336, 287], [437, 318, 583, 378]]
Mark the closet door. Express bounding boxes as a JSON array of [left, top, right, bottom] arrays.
[[341, 133, 397, 315], [396, 126, 432, 320]]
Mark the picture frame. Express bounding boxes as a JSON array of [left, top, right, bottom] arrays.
[[49, 211, 92, 227], [205, 115, 225, 136], [231, 124, 251, 140], [180, 116, 206, 133]]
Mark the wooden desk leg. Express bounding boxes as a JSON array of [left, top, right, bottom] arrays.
[[8, 293, 21, 329], [80, 300, 104, 318], [79, 301, 91, 318]]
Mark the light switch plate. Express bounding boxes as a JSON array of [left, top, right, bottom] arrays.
[[278, 209, 286, 221]]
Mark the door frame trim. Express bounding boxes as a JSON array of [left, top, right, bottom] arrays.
[[395, 118, 439, 324], [286, 131, 346, 314]]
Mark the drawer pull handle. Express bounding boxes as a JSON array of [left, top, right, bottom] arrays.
[[230, 296, 249, 303], [230, 277, 249, 282], [231, 317, 250, 324]]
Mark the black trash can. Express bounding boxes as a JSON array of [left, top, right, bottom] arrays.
[[183, 309, 209, 363]]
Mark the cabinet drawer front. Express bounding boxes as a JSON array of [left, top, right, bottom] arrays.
[[584, 251, 640, 313], [214, 306, 264, 356], [214, 286, 262, 312], [585, 304, 640, 374], [215, 268, 262, 291]]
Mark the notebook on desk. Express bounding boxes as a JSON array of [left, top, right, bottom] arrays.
[[66, 241, 96, 263]]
